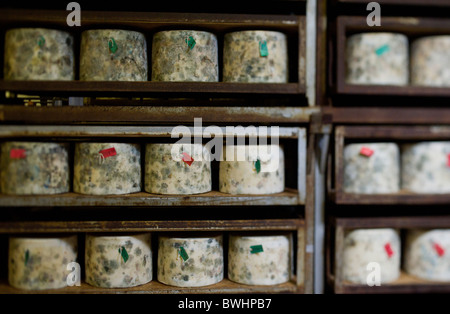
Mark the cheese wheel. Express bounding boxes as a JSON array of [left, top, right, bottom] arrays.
[[343, 143, 400, 194], [404, 229, 450, 282], [144, 143, 212, 195], [85, 233, 152, 288], [8, 235, 78, 290], [80, 29, 148, 81], [4, 28, 74, 81], [219, 145, 284, 195], [157, 234, 224, 287], [0, 142, 70, 195], [411, 36, 450, 87], [73, 143, 141, 195], [223, 30, 288, 83], [345, 33, 409, 85], [228, 233, 290, 285], [401, 142, 450, 194], [342, 228, 400, 284], [151, 30, 219, 82]]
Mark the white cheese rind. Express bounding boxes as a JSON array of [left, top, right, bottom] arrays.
[[223, 30, 288, 83], [8, 235, 78, 290], [144, 144, 212, 195], [228, 234, 290, 285], [80, 29, 148, 81], [219, 145, 284, 195], [0, 142, 70, 195], [85, 233, 152, 288], [342, 228, 401, 284], [345, 33, 409, 86], [343, 143, 400, 194], [4, 28, 74, 81], [151, 30, 219, 82], [404, 229, 450, 282], [411, 36, 450, 87], [157, 234, 224, 287], [401, 142, 450, 194], [73, 143, 141, 195]]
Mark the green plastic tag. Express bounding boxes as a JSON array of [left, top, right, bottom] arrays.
[[259, 41, 269, 57], [185, 36, 196, 51], [24, 249, 30, 266], [375, 44, 390, 56], [109, 38, 118, 54], [250, 245, 264, 254], [254, 159, 261, 174], [119, 246, 129, 263], [179, 246, 189, 261], [37, 36, 45, 47]]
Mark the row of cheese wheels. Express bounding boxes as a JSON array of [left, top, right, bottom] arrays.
[[7, 232, 291, 290], [342, 228, 450, 284], [346, 33, 450, 87], [4, 28, 288, 83], [0, 142, 285, 195], [343, 141, 450, 194]]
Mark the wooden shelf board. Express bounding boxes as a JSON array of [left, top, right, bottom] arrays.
[[336, 0, 450, 7], [333, 191, 450, 205]]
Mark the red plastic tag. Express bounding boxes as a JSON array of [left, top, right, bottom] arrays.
[[181, 152, 194, 166], [10, 149, 26, 159], [359, 147, 374, 157], [447, 154, 450, 167], [384, 243, 394, 258], [434, 243, 445, 257], [99, 147, 117, 159]]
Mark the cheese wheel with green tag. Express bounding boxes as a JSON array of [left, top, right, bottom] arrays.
[[4, 28, 74, 81], [73, 143, 141, 195], [80, 29, 148, 81], [342, 228, 400, 284], [157, 234, 224, 287], [8, 235, 78, 290], [0, 142, 70, 195], [223, 30, 288, 83], [85, 233, 152, 288], [151, 30, 219, 82], [228, 233, 290, 285]]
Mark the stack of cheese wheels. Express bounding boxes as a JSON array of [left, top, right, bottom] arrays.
[[145, 143, 212, 195], [0, 142, 70, 195], [228, 233, 291, 285], [342, 228, 400, 284], [157, 233, 224, 287], [401, 142, 450, 194], [345, 32, 409, 85], [343, 143, 400, 194], [85, 233, 152, 288], [219, 144, 284, 195], [8, 235, 78, 290], [223, 30, 288, 83], [411, 36, 450, 87], [151, 30, 219, 82], [80, 29, 148, 81], [73, 143, 141, 195], [4, 28, 74, 80], [404, 229, 450, 282]]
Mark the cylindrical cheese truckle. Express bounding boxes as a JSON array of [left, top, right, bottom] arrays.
[[8, 235, 78, 290], [401, 141, 450, 194], [157, 233, 224, 287], [85, 233, 152, 288], [73, 142, 141, 195], [4, 28, 74, 81], [80, 29, 148, 81], [411, 36, 450, 87], [151, 30, 219, 82], [0, 142, 70, 195], [223, 30, 288, 83], [228, 233, 291, 285], [345, 32, 409, 85], [342, 228, 401, 284], [404, 229, 450, 282], [219, 144, 284, 195], [145, 143, 212, 195], [343, 143, 400, 194]]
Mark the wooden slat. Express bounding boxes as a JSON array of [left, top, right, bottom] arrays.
[[335, 216, 450, 229], [334, 192, 450, 205], [337, 0, 450, 7]]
